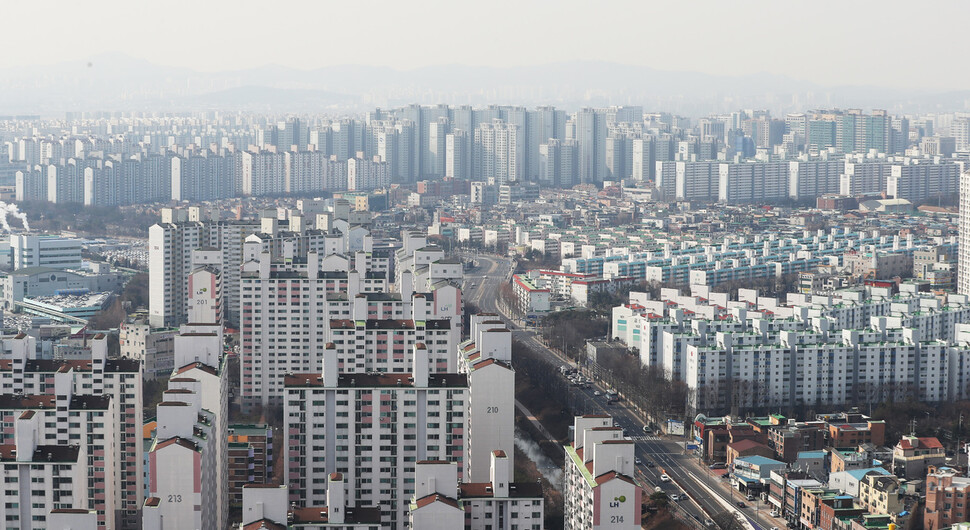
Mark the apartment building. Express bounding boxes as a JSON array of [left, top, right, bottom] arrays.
[[0, 413, 89, 530], [143, 272, 229, 530], [149, 203, 376, 328], [119, 318, 176, 380], [563, 415, 642, 530], [613, 283, 970, 412], [409, 453, 544, 529], [283, 344, 469, 528], [925, 466, 970, 530], [240, 243, 461, 409], [227, 424, 273, 507], [511, 273, 551, 315], [0, 393, 109, 528], [0, 333, 142, 528], [240, 481, 382, 530], [458, 315, 516, 483]]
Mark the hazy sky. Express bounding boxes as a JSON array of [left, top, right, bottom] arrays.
[[3, 0, 968, 90]]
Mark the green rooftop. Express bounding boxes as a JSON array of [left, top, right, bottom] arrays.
[[565, 444, 597, 488]]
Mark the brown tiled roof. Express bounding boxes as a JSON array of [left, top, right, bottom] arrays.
[[153, 437, 199, 453], [471, 358, 512, 371], [242, 520, 285, 530], [594, 471, 639, 486], [413, 493, 460, 510], [899, 437, 943, 450], [0, 394, 57, 410], [176, 362, 218, 376]]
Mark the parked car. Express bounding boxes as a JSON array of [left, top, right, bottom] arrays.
[[770, 510, 781, 518], [746, 494, 755, 501], [709, 462, 727, 469], [736, 501, 746, 508]]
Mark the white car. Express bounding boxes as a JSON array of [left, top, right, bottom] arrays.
[[593, 391, 601, 396], [669, 493, 680, 501], [660, 474, 671, 482], [770, 511, 781, 518]]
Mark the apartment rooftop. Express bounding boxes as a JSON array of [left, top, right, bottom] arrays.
[[283, 372, 468, 389]]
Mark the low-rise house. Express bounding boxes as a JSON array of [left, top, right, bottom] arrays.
[[892, 436, 945, 480]]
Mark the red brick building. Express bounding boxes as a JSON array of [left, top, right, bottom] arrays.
[[925, 466, 970, 530], [227, 424, 274, 506]]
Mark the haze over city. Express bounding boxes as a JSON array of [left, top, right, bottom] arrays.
[[2, 2, 970, 530], [2, 1, 970, 114]]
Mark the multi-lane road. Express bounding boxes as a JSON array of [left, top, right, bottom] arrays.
[[461, 253, 778, 530]]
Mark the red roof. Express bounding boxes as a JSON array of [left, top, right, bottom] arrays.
[[899, 437, 943, 450], [413, 493, 460, 510]]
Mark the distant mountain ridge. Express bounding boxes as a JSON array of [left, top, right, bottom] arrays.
[[0, 53, 964, 116]]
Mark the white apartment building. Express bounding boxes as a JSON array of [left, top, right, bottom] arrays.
[[149, 218, 259, 327], [511, 273, 551, 315], [149, 205, 375, 328], [240, 480, 382, 529], [409, 453, 544, 530], [283, 344, 469, 529], [395, 231, 464, 291], [0, 381, 114, 528], [119, 319, 176, 380], [348, 154, 390, 191], [612, 283, 970, 412], [959, 169, 970, 295], [11, 234, 82, 270], [239, 242, 461, 409], [241, 150, 286, 196], [563, 415, 643, 530], [563, 227, 945, 291], [0, 412, 89, 530], [459, 315, 516, 483], [0, 333, 143, 528], [474, 119, 521, 185], [144, 277, 229, 530]]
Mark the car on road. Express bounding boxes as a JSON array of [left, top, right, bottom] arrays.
[[660, 474, 671, 482], [593, 391, 601, 396], [709, 462, 727, 469], [613, 422, 620, 428], [736, 501, 746, 508], [770, 511, 781, 518], [644, 461, 655, 468], [746, 494, 755, 501], [705, 519, 716, 528], [635, 457, 642, 465], [669, 493, 681, 501], [642, 425, 650, 433]]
